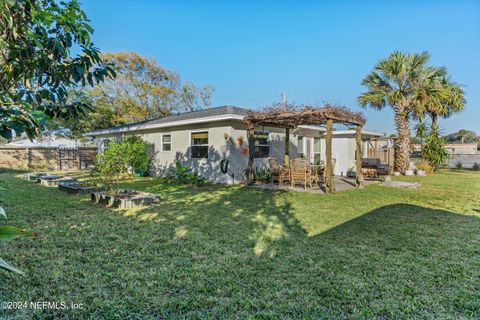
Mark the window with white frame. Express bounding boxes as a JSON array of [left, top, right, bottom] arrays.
[[162, 134, 171, 151], [191, 131, 208, 158], [253, 131, 270, 158], [314, 137, 321, 165], [297, 136, 304, 158]]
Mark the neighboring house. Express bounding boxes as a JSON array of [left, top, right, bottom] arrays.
[[7, 137, 80, 148], [87, 106, 389, 184], [445, 143, 478, 155], [6, 129, 83, 148], [411, 143, 478, 155]]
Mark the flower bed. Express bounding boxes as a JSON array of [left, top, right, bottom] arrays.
[[91, 189, 160, 209]]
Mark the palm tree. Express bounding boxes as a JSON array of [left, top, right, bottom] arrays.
[[414, 76, 465, 131], [458, 129, 468, 144], [358, 51, 439, 173], [414, 116, 428, 152]]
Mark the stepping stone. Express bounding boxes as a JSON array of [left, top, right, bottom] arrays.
[[381, 181, 421, 188]]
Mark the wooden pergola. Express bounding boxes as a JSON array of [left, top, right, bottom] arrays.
[[243, 105, 366, 193]]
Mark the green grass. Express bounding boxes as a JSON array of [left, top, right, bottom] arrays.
[[1, 170, 479, 319]]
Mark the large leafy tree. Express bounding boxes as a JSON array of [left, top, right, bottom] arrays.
[[445, 129, 478, 144], [0, 0, 115, 140], [0, 0, 112, 274], [51, 52, 214, 138], [91, 52, 180, 124], [358, 51, 448, 172], [93, 52, 214, 121]]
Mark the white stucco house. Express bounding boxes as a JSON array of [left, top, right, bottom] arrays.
[[86, 106, 389, 184]]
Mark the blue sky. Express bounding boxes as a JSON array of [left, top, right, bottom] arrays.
[[82, 0, 479, 135]]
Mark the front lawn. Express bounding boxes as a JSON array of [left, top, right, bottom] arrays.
[[1, 170, 479, 319]]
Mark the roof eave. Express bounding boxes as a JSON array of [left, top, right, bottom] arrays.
[[86, 114, 246, 137]]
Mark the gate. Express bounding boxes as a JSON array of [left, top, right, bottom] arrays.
[[57, 146, 79, 171]]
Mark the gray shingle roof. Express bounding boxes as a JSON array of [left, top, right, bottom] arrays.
[[86, 105, 250, 136]]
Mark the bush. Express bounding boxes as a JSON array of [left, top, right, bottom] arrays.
[[421, 128, 449, 170], [473, 162, 480, 171], [455, 161, 463, 170], [165, 162, 207, 187], [94, 136, 154, 191], [122, 136, 153, 175], [253, 167, 272, 183], [415, 160, 434, 175]]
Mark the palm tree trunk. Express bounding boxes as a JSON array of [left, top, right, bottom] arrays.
[[431, 113, 438, 131], [394, 105, 410, 173]]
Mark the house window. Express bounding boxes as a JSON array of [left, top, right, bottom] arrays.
[[191, 131, 209, 159], [162, 134, 171, 151], [314, 137, 321, 165], [297, 136, 304, 158], [253, 131, 270, 158]]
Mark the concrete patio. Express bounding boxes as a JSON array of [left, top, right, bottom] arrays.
[[251, 176, 379, 194]]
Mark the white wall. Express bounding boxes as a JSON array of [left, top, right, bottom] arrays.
[[94, 122, 371, 183], [141, 121, 242, 184], [143, 123, 303, 184]]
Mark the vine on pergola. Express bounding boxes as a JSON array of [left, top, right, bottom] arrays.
[[243, 103, 366, 193]]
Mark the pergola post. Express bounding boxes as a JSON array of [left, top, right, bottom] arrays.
[[355, 125, 364, 189], [325, 119, 335, 193], [284, 128, 290, 167], [246, 127, 255, 183]]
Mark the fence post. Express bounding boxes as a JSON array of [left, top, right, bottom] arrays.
[[26, 148, 31, 169], [355, 125, 364, 189], [57, 147, 61, 171], [76, 147, 80, 170]]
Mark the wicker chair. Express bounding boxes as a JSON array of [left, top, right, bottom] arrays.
[[290, 158, 313, 190], [268, 158, 290, 186]]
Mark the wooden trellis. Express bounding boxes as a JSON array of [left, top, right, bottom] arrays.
[[243, 104, 366, 193]]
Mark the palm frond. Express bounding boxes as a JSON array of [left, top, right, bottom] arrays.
[[359, 50, 465, 125], [357, 91, 387, 110], [410, 51, 431, 72]]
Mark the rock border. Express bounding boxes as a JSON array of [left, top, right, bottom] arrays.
[[37, 175, 77, 187], [91, 190, 160, 209], [58, 182, 104, 195]]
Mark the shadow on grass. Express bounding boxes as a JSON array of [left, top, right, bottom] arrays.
[[0, 168, 29, 174], [2, 175, 479, 318], [103, 182, 480, 317]]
